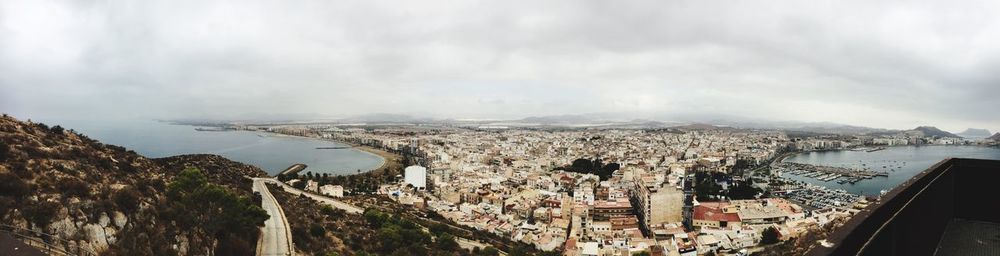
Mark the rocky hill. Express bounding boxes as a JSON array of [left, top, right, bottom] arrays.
[[957, 128, 993, 138], [0, 114, 269, 255], [907, 126, 961, 138]]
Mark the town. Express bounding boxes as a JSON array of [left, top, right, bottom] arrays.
[[245, 122, 998, 256]]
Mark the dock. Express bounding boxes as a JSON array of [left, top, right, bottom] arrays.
[[278, 163, 307, 176]]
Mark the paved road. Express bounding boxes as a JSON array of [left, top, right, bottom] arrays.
[[456, 237, 507, 255], [253, 179, 295, 256], [258, 178, 505, 254], [260, 178, 364, 214]]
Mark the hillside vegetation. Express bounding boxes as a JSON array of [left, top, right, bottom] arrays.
[[0, 114, 269, 255]]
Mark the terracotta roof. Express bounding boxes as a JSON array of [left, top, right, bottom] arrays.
[[693, 205, 741, 222]]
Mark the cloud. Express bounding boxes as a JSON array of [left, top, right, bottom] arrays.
[[1, 0, 998, 132]]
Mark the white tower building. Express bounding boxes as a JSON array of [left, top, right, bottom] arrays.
[[404, 165, 428, 190]]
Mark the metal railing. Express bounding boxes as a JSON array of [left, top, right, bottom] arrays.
[[0, 224, 97, 256]]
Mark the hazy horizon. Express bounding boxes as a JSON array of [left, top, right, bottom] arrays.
[[2, 0, 999, 132]]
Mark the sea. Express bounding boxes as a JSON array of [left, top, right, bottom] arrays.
[[782, 145, 1000, 195], [40, 119, 384, 176]]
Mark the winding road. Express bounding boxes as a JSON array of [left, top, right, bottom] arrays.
[[260, 178, 364, 214], [255, 177, 505, 255], [253, 178, 295, 256]]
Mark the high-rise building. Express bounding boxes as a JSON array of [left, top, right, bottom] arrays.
[[632, 174, 684, 233], [404, 165, 428, 190]]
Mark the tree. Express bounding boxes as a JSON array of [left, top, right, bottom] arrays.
[[558, 158, 620, 180], [50, 125, 64, 134], [761, 227, 780, 244], [536, 251, 562, 256], [429, 223, 449, 237], [726, 180, 761, 200], [166, 168, 268, 250], [479, 247, 500, 256], [435, 233, 460, 251]]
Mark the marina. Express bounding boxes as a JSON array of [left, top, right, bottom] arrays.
[[782, 146, 1000, 195], [776, 162, 888, 184]]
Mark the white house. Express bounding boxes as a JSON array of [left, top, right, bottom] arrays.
[[319, 185, 344, 198]]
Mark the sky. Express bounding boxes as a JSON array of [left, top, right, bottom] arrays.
[[1, 0, 998, 132]]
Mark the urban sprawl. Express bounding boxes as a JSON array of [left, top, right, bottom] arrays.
[[252, 124, 990, 256]]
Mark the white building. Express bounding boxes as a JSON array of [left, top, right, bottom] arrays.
[[405, 165, 428, 190], [319, 185, 344, 198], [305, 180, 319, 192]]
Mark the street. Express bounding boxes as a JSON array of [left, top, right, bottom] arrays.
[[261, 178, 364, 214], [253, 178, 295, 256]]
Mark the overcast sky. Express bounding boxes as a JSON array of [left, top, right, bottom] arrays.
[[1, 0, 998, 132]]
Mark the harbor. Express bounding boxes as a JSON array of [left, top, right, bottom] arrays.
[[775, 162, 889, 185], [780, 146, 1000, 195]]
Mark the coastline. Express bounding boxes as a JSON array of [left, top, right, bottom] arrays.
[[331, 140, 401, 173], [179, 124, 396, 175], [249, 130, 402, 174]]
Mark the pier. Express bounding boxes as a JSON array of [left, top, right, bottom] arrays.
[[278, 163, 307, 176]]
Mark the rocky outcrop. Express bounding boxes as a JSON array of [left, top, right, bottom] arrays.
[[0, 114, 268, 255]]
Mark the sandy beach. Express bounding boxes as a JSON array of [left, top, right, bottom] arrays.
[[258, 130, 402, 173]]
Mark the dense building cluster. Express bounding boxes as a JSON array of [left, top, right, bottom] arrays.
[[246, 122, 993, 255], [299, 126, 878, 255]]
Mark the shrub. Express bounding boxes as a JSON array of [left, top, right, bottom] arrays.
[[310, 223, 326, 237], [320, 205, 344, 218], [0, 173, 30, 198], [435, 233, 459, 251], [0, 144, 8, 161], [113, 187, 142, 213], [24, 200, 60, 228], [50, 125, 64, 134], [62, 179, 90, 198]]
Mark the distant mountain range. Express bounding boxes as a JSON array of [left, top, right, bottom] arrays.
[[518, 114, 600, 124], [190, 113, 987, 139], [336, 113, 435, 123], [956, 128, 992, 138]]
